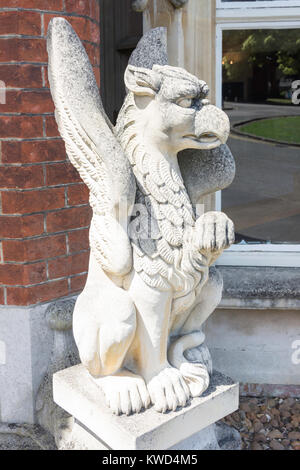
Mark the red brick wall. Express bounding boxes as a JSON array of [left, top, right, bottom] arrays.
[[0, 1, 100, 306]]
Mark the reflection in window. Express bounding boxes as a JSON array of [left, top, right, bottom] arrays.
[[221, 29, 300, 244], [221, 1, 294, 2]]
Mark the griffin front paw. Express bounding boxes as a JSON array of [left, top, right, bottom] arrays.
[[146, 366, 190, 412], [179, 362, 210, 398], [195, 211, 234, 254], [95, 370, 151, 415]]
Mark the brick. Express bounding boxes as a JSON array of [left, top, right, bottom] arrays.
[[67, 184, 89, 205], [90, 21, 100, 44], [0, 261, 47, 286], [84, 43, 100, 66], [1, 187, 65, 214], [44, 14, 93, 43], [68, 228, 89, 253], [93, 66, 100, 88], [65, 0, 91, 15], [46, 162, 81, 186], [0, 116, 43, 138], [6, 279, 69, 306], [45, 115, 59, 137], [43, 65, 50, 89], [0, 11, 41, 36], [0, 214, 44, 238], [46, 205, 91, 232], [0, 1, 63, 9], [90, 0, 100, 22], [70, 273, 87, 293], [24, 262, 47, 284], [0, 38, 47, 63], [0, 165, 44, 189], [19, 38, 47, 62], [1, 140, 66, 164], [0, 287, 4, 304], [3, 233, 66, 262], [3, 90, 54, 114], [0, 64, 43, 89], [48, 251, 89, 279]]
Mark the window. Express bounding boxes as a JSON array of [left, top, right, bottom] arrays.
[[218, 0, 300, 6], [216, 4, 300, 266]]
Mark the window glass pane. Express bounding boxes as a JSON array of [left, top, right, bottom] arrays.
[[221, 1, 294, 2], [222, 28, 300, 244]]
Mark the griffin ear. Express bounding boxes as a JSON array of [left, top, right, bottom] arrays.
[[124, 65, 161, 97]]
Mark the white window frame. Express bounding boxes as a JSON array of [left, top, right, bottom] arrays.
[[215, 16, 300, 267], [217, 0, 300, 14]]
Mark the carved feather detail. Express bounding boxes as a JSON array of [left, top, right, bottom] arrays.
[[158, 159, 180, 193], [150, 157, 165, 186], [139, 271, 170, 291], [156, 238, 175, 264], [158, 202, 183, 226], [145, 175, 168, 203], [114, 92, 205, 297], [171, 167, 185, 189], [47, 18, 135, 276]]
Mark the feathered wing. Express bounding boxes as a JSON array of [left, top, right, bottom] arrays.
[[47, 18, 136, 276]]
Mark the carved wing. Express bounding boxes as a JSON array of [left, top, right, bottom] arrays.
[[47, 18, 136, 276]]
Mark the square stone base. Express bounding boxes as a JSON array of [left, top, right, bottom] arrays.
[[53, 364, 239, 450]]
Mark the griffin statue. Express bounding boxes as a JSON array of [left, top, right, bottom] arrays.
[[47, 19, 235, 416]]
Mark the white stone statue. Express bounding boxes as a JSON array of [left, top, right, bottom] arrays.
[[47, 19, 235, 416]]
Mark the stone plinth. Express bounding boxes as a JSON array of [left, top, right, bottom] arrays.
[[53, 364, 240, 450]]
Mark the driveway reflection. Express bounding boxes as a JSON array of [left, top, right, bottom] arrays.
[[222, 102, 300, 243]]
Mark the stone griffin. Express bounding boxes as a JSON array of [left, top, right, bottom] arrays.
[[47, 20, 235, 415]]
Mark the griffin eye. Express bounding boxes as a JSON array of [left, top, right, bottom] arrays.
[[177, 98, 193, 108]]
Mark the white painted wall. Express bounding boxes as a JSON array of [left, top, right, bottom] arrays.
[[205, 308, 300, 385]]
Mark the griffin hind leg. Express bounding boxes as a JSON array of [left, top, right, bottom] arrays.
[[73, 282, 152, 415], [73, 284, 137, 377]]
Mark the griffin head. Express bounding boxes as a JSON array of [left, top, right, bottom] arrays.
[[124, 64, 230, 154]]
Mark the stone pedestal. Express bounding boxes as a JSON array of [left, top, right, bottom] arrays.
[[53, 364, 240, 450]]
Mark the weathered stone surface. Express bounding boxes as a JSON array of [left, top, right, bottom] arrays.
[[131, 0, 189, 11], [132, 0, 149, 12], [169, 0, 189, 7], [129, 27, 168, 69], [179, 144, 235, 207], [53, 364, 239, 450], [0, 423, 56, 450], [220, 266, 300, 301], [59, 420, 241, 451], [36, 299, 79, 447], [47, 16, 136, 217], [0, 302, 55, 424], [47, 18, 235, 419]]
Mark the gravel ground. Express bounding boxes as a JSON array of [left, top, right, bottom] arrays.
[[222, 396, 300, 450], [0, 423, 56, 450]]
